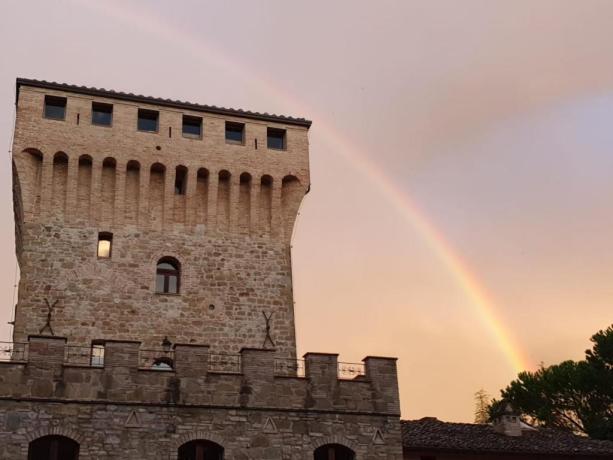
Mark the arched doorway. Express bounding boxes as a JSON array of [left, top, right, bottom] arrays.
[[314, 443, 355, 460], [28, 435, 79, 460], [178, 439, 224, 460]]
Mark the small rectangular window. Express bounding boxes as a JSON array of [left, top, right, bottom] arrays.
[[225, 121, 245, 144], [97, 232, 113, 258], [44, 95, 67, 120], [182, 115, 202, 138], [137, 108, 159, 132], [92, 102, 113, 126], [267, 127, 286, 150], [90, 343, 105, 367]]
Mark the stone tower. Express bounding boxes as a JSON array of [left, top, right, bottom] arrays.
[[12, 78, 310, 356], [0, 79, 402, 460]]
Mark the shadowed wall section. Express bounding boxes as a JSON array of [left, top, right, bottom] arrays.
[[195, 167, 209, 228], [217, 170, 231, 232], [76, 155, 93, 224], [238, 172, 251, 234], [149, 162, 166, 231], [259, 175, 273, 236], [52, 152, 68, 222], [100, 157, 116, 226], [125, 160, 140, 225]]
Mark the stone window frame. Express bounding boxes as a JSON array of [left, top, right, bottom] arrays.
[[43, 95, 67, 121], [137, 108, 160, 133], [267, 127, 287, 151], [97, 232, 113, 259], [91, 101, 113, 127], [225, 121, 245, 145], [155, 256, 181, 295], [182, 114, 203, 139]]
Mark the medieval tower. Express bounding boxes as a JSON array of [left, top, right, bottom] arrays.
[[0, 78, 402, 459]]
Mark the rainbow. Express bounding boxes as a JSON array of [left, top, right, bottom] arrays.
[[74, 0, 531, 374]]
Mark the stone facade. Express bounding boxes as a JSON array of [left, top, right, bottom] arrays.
[[12, 80, 309, 354], [1, 79, 402, 459]]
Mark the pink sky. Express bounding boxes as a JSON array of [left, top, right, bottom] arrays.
[[1, 0, 612, 421]]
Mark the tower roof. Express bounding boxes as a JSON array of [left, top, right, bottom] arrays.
[[15, 78, 312, 128]]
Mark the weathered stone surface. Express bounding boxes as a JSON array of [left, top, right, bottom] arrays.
[[1, 80, 403, 459]]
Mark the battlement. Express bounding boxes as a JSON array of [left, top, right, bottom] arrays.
[[0, 337, 400, 416]]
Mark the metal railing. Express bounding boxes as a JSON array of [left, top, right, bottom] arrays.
[[64, 345, 105, 367], [139, 349, 175, 370], [0, 342, 28, 362], [274, 358, 306, 377], [338, 362, 366, 380], [208, 353, 241, 374]]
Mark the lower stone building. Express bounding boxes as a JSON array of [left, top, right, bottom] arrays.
[[0, 337, 402, 459]]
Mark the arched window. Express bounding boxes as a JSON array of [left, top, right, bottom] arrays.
[[28, 435, 79, 460], [314, 444, 355, 460], [156, 257, 180, 294], [178, 439, 224, 460]]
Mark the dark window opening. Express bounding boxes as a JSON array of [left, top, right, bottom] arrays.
[[92, 102, 113, 126], [267, 127, 286, 150], [156, 257, 180, 294], [28, 435, 80, 460], [137, 108, 159, 132], [175, 166, 187, 195], [314, 444, 355, 460], [90, 343, 105, 367], [44, 95, 67, 120], [97, 232, 113, 258], [178, 439, 224, 460], [182, 115, 202, 137], [225, 121, 244, 144]]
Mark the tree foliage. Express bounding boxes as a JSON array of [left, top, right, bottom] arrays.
[[489, 324, 613, 440]]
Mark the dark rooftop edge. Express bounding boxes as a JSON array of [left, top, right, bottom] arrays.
[[400, 419, 613, 456], [15, 78, 312, 128]]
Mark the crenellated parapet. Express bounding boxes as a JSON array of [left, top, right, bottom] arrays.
[[0, 336, 400, 417]]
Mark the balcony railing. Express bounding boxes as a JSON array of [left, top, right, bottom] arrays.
[[208, 353, 241, 374], [64, 345, 104, 367], [274, 358, 306, 377], [139, 349, 175, 371], [0, 342, 28, 362], [338, 362, 366, 380]]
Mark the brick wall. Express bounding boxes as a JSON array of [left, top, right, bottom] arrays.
[[11, 85, 310, 355]]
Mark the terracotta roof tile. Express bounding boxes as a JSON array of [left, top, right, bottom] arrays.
[[401, 418, 613, 456], [15, 78, 312, 128]]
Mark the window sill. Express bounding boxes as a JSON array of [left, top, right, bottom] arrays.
[[182, 133, 202, 140], [92, 122, 113, 128], [154, 292, 181, 296], [225, 140, 245, 146], [137, 129, 159, 134]]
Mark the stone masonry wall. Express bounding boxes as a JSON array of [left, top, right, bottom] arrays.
[[12, 85, 310, 355], [0, 401, 402, 460], [0, 336, 402, 459]]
